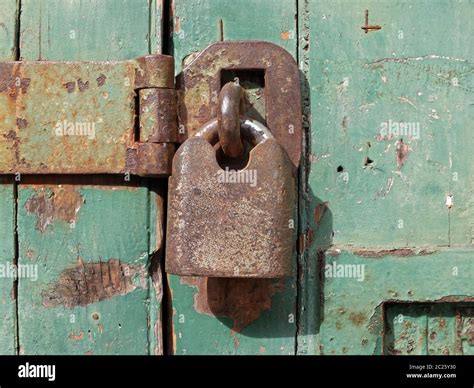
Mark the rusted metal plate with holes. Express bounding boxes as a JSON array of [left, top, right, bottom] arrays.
[[176, 41, 302, 169], [0, 55, 175, 176]]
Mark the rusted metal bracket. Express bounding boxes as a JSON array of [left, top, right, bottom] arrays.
[[176, 41, 302, 169], [0, 41, 302, 177], [0, 55, 176, 177]]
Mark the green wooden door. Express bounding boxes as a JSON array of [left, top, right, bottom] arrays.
[[1, 0, 165, 355], [0, 0, 472, 355], [300, 0, 474, 355]]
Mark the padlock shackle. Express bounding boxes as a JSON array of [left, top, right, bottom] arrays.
[[217, 81, 245, 158], [195, 118, 273, 147]]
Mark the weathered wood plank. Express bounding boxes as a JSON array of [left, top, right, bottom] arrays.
[[17, 183, 151, 354], [169, 0, 298, 355], [148, 186, 165, 355], [17, 0, 164, 354], [303, 0, 474, 247], [20, 0, 153, 60], [150, 0, 164, 55], [299, 0, 474, 354], [172, 0, 296, 71], [0, 0, 18, 59], [0, 178, 16, 354], [0, 0, 19, 355], [385, 303, 466, 355], [320, 249, 473, 355]]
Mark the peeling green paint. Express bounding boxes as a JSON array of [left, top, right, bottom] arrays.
[[14, 0, 164, 355], [300, 0, 474, 355]]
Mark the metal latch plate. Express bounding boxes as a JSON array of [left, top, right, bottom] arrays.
[[0, 55, 174, 176]]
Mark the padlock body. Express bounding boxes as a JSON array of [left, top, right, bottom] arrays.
[[166, 137, 295, 278]]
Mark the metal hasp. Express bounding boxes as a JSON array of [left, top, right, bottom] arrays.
[[0, 55, 176, 177], [166, 41, 302, 278], [175, 41, 302, 169]]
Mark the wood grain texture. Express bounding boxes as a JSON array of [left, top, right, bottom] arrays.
[[299, 0, 474, 354], [16, 0, 164, 354], [172, 0, 297, 72], [0, 180, 16, 354], [169, 0, 298, 355], [320, 249, 473, 355], [0, 0, 18, 59], [20, 0, 153, 60], [0, 0, 18, 355], [148, 186, 165, 355], [17, 185, 152, 354]]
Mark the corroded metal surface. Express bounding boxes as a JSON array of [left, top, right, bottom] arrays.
[[139, 88, 178, 143], [176, 41, 302, 169], [166, 121, 295, 278], [135, 55, 174, 89], [217, 81, 244, 158], [0, 55, 175, 176], [132, 142, 176, 178]]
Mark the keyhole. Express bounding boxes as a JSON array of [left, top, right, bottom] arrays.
[[215, 141, 251, 170]]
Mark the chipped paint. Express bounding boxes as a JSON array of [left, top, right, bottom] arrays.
[[395, 139, 409, 169], [24, 186, 84, 232], [41, 258, 146, 308]]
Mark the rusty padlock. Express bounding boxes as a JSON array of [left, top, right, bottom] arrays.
[[165, 83, 295, 278]]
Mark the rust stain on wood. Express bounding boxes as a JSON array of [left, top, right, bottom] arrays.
[[180, 277, 284, 332], [396, 139, 409, 169], [349, 312, 367, 327], [314, 202, 329, 226], [24, 186, 85, 232], [41, 258, 144, 308], [69, 332, 84, 341]]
